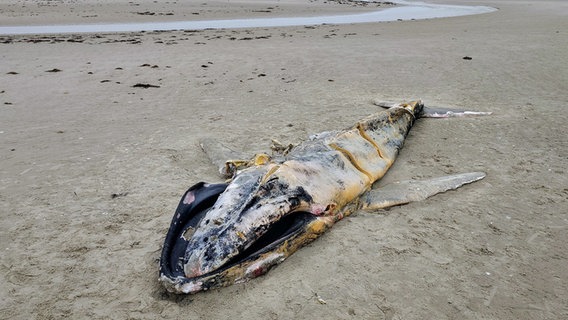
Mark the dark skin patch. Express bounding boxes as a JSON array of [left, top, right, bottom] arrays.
[[241, 178, 290, 212]]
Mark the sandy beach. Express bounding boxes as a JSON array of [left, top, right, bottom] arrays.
[[1, 0, 567, 318]]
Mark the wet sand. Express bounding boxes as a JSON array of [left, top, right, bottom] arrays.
[[1, 0, 567, 319]]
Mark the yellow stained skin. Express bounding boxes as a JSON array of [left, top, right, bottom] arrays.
[[162, 101, 423, 294]]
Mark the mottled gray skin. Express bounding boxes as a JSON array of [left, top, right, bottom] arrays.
[[160, 100, 487, 294], [182, 102, 421, 278]]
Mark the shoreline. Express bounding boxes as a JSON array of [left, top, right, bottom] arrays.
[[0, 1, 496, 35], [0, 0, 391, 27]]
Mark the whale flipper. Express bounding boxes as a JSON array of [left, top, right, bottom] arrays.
[[359, 172, 486, 211], [199, 138, 272, 178]]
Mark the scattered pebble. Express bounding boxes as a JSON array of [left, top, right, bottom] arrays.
[[315, 293, 327, 304]]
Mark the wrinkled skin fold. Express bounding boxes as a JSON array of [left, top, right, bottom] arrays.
[[159, 101, 488, 294]]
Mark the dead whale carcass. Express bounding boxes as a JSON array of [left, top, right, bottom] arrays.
[[159, 100, 489, 294]]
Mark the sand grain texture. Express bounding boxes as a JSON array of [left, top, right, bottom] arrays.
[[1, 0, 567, 319]]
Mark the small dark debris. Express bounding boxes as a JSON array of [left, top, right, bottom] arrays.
[[132, 83, 160, 88], [328, 79, 334, 82], [10, 148, 15, 151], [6, 71, 18, 75], [46, 68, 62, 73], [4, 102, 13, 105], [56, 130, 65, 133], [286, 123, 294, 127], [111, 192, 129, 199], [201, 64, 209, 68], [115, 67, 123, 70], [100, 80, 111, 83], [463, 56, 473, 60], [258, 73, 266, 77]]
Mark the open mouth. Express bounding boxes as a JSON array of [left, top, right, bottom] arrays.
[[159, 182, 316, 289], [217, 211, 316, 273]]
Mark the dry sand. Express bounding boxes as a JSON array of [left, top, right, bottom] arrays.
[[1, 0, 567, 319]]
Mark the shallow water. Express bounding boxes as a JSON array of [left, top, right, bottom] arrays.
[[0, 1, 496, 35]]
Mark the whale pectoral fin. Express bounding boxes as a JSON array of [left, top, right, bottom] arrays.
[[359, 172, 486, 211], [199, 138, 251, 178], [199, 138, 271, 178]]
